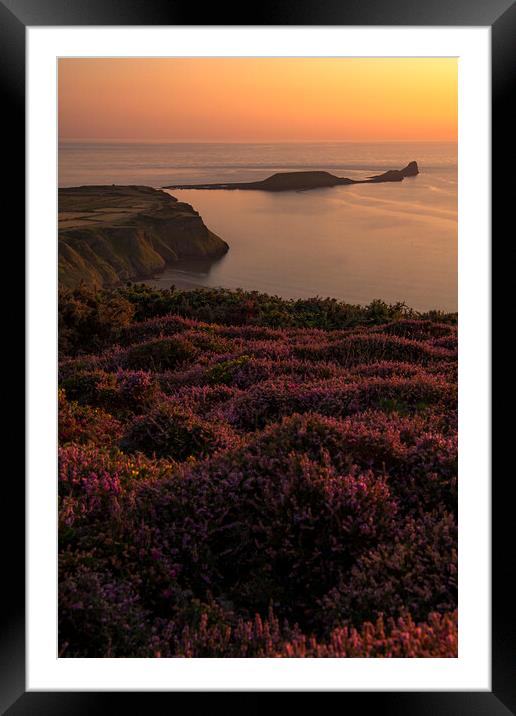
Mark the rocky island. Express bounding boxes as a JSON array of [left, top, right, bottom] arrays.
[[59, 185, 228, 288], [165, 161, 419, 192]]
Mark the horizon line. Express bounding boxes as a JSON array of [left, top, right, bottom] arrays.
[[59, 137, 458, 144]]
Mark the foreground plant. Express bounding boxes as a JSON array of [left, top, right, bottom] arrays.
[[58, 288, 458, 657]]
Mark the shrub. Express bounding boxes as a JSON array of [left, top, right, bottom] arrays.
[[115, 370, 161, 413], [121, 401, 236, 460], [205, 355, 252, 385], [59, 286, 134, 356], [116, 285, 456, 329], [295, 333, 456, 366], [378, 320, 456, 341], [60, 370, 161, 417], [59, 443, 172, 530], [124, 336, 198, 371], [129, 446, 397, 626], [58, 388, 122, 446], [59, 563, 156, 657], [172, 385, 242, 413], [58, 286, 458, 657], [320, 510, 457, 627], [221, 374, 455, 431], [174, 607, 457, 658]]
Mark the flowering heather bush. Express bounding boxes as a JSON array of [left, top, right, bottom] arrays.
[[296, 333, 456, 367], [158, 354, 334, 391], [174, 607, 458, 658], [59, 566, 457, 657], [172, 384, 242, 413], [59, 444, 173, 529], [115, 370, 162, 411], [127, 451, 398, 625], [431, 335, 459, 351], [121, 400, 237, 461], [58, 288, 458, 657], [117, 314, 202, 345], [230, 357, 346, 389], [321, 510, 457, 627], [349, 360, 448, 380], [375, 320, 456, 341], [237, 412, 457, 514], [221, 374, 455, 431], [59, 563, 156, 658]]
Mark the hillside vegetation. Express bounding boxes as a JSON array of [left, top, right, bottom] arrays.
[[58, 286, 457, 657]]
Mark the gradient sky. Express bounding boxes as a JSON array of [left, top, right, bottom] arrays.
[[58, 58, 457, 142]]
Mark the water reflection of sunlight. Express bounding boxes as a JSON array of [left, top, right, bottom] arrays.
[[333, 189, 457, 222]]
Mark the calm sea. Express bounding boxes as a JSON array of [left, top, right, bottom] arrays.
[[59, 141, 457, 311]]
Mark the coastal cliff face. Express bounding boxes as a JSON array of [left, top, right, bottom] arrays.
[[59, 185, 228, 288]]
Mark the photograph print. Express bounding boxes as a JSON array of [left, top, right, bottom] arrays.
[[58, 57, 458, 658]]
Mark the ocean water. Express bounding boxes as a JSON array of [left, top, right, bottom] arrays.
[[59, 141, 457, 311]]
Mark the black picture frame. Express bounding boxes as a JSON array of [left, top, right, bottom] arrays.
[[3, 0, 511, 711]]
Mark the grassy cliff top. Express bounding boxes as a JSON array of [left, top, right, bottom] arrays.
[[58, 185, 188, 230], [58, 187, 228, 289]]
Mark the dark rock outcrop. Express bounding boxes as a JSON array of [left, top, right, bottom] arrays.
[[59, 185, 228, 288], [165, 162, 419, 192], [402, 160, 419, 176], [367, 161, 419, 182]]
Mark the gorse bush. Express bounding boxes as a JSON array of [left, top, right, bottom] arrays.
[[59, 286, 135, 356], [205, 355, 253, 385], [60, 369, 160, 417], [124, 336, 199, 371], [115, 285, 455, 328], [59, 287, 458, 657], [59, 285, 456, 351], [58, 388, 122, 446]]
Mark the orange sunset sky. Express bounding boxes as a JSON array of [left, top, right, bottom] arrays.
[[58, 58, 457, 142]]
